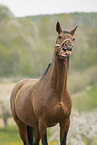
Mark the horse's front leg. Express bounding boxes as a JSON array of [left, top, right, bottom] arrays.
[[33, 126, 40, 145], [39, 119, 48, 145], [60, 117, 70, 145]]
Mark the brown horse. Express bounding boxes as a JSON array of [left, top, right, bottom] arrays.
[[10, 22, 77, 145]]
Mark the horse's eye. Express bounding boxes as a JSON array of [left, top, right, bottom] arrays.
[[73, 38, 75, 41], [58, 36, 62, 39]]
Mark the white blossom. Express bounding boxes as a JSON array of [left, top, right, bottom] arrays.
[[49, 110, 97, 145]]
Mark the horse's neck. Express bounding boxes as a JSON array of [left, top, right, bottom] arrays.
[[43, 55, 67, 95], [51, 55, 67, 92]]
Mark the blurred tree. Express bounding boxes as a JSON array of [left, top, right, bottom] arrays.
[[0, 5, 14, 21], [0, 100, 11, 130]]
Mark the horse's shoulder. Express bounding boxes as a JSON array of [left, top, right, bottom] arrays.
[[14, 78, 39, 126]]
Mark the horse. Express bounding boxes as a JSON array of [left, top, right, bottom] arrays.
[[10, 22, 78, 145]]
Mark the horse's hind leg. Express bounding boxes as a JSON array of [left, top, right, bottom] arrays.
[[27, 125, 33, 145], [42, 133, 48, 145]]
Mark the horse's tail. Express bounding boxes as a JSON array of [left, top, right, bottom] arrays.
[[27, 125, 33, 144]]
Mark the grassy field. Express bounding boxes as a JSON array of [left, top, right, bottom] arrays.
[[0, 125, 58, 145], [0, 126, 22, 145], [72, 83, 97, 112]]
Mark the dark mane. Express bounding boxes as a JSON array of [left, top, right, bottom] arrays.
[[41, 63, 51, 79]]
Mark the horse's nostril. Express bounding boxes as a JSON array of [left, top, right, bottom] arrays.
[[67, 48, 72, 51], [62, 48, 66, 52]]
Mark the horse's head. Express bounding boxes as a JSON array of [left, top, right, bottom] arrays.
[[55, 22, 78, 59]]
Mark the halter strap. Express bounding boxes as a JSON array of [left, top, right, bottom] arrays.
[[55, 39, 71, 48]]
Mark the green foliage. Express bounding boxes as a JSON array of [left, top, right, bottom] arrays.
[[72, 83, 97, 112], [0, 5, 14, 21], [68, 66, 97, 94]]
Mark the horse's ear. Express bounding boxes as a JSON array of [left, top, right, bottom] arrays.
[[70, 26, 78, 35], [56, 22, 62, 34]]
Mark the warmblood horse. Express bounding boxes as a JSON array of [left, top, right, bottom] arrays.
[[10, 22, 77, 145]]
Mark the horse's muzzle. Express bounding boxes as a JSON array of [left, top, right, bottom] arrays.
[[56, 39, 74, 58], [59, 44, 73, 58], [64, 44, 73, 51]]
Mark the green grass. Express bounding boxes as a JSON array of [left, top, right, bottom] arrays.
[[72, 83, 97, 112], [0, 126, 22, 145], [0, 125, 58, 145]]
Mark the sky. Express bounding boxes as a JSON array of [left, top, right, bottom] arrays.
[[0, 0, 97, 17]]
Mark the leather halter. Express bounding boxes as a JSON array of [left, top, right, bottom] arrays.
[[55, 39, 72, 49]]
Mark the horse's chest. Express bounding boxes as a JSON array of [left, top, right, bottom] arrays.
[[33, 87, 72, 124], [44, 101, 69, 125]]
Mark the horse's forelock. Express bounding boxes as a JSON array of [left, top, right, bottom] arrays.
[[63, 31, 71, 34]]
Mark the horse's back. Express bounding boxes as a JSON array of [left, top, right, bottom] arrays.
[[10, 78, 38, 126]]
